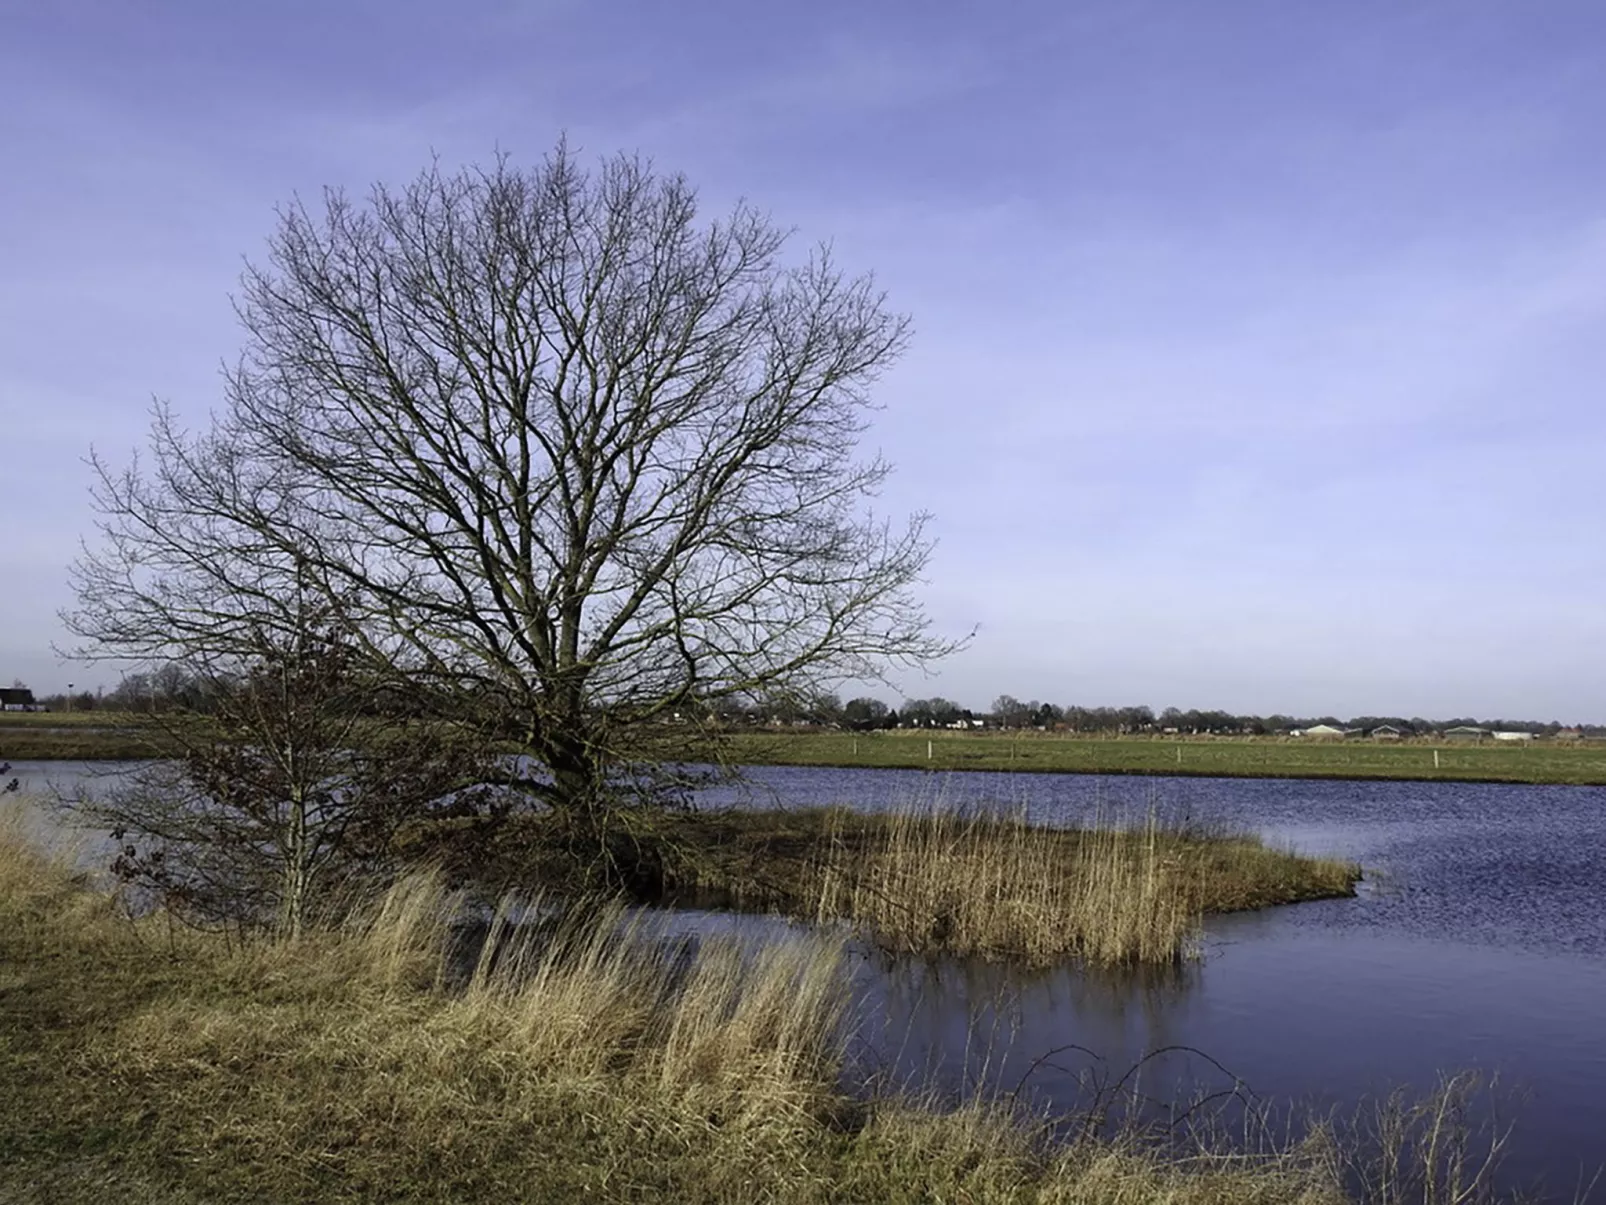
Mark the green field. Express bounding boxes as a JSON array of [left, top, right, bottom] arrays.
[[0, 710, 126, 726], [8, 713, 1606, 785], [724, 729, 1606, 785], [0, 714, 164, 761]]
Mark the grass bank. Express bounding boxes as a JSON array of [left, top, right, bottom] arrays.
[[0, 724, 171, 761], [469, 805, 1360, 968], [724, 729, 1606, 785], [0, 814, 1472, 1204]]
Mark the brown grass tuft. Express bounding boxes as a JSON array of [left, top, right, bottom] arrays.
[[805, 805, 1197, 965]]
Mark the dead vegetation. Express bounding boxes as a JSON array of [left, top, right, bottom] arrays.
[[632, 803, 1360, 967], [3, 808, 1512, 1204]]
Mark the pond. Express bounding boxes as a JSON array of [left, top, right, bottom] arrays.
[[706, 766, 1606, 1198], [11, 760, 1606, 1198]]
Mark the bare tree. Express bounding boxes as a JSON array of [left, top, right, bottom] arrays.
[[991, 695, 1030, 730], [68, 143, 955, 842], [79, 610, 496, 937]]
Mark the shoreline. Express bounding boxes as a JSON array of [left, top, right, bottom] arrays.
[[8, 754, 1606, 790], [717, 731, 1606, 786], [710, 755, 1606, 786]]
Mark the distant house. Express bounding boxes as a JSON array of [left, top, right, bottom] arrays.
[[1301, 724, 1345, 739], [1556, 728, 1583, 741], [0, 686, 36, 711], [1442, 726, 1489, 742], [1370, 724, 1404, 740], [1492, 731, 1535, 743]]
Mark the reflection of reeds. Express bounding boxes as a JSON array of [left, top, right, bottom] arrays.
[[0, 819, 1521, 1203], [1326, 1071, 1523, 1205]]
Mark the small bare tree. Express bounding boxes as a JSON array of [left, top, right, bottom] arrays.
[[67, 142, 955, 850], [81, 616, 496, 937]]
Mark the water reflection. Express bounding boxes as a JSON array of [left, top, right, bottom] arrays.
[[849, 946, 1207, 1113]]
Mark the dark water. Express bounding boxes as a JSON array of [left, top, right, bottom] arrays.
[[15, 760, 1606, 1197], [700, 766, 1606, 1197]]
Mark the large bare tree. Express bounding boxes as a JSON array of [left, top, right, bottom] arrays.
[[68, 144, 953, 833]]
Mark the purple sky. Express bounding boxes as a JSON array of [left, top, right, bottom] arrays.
[[4, 0, 1605, 720]]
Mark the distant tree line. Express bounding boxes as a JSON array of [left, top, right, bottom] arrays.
[[15, 670, 1603, 737], [695, 688, 1603, 736], [27, 665, 252, 715], [988, 701, 1602, 737], [26, 662, 421, 720]]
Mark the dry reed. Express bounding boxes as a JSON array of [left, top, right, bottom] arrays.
[[654, 800, 1357, 969], [806, 805, 1199, 966]]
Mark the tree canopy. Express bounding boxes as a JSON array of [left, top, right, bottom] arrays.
[[68, 144, 954, 832]]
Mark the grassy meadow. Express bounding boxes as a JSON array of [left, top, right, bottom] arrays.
[[0, 812, 1494, 1204], [0, 711, 168, 760], [7, 711, 1606, 784], [725, 728, 1606, 785]]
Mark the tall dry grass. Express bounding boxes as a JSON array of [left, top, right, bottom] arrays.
[[1, 814, 863, 1199], [661, 800, 1357, 968], [804, 804, 1199, 966], [0, 812, 1509, 1204]]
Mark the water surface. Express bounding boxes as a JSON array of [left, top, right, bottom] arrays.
[[702, 766, 1606, 1195]]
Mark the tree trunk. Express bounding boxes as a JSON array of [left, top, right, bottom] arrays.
[[281, 790, 310, 939]]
